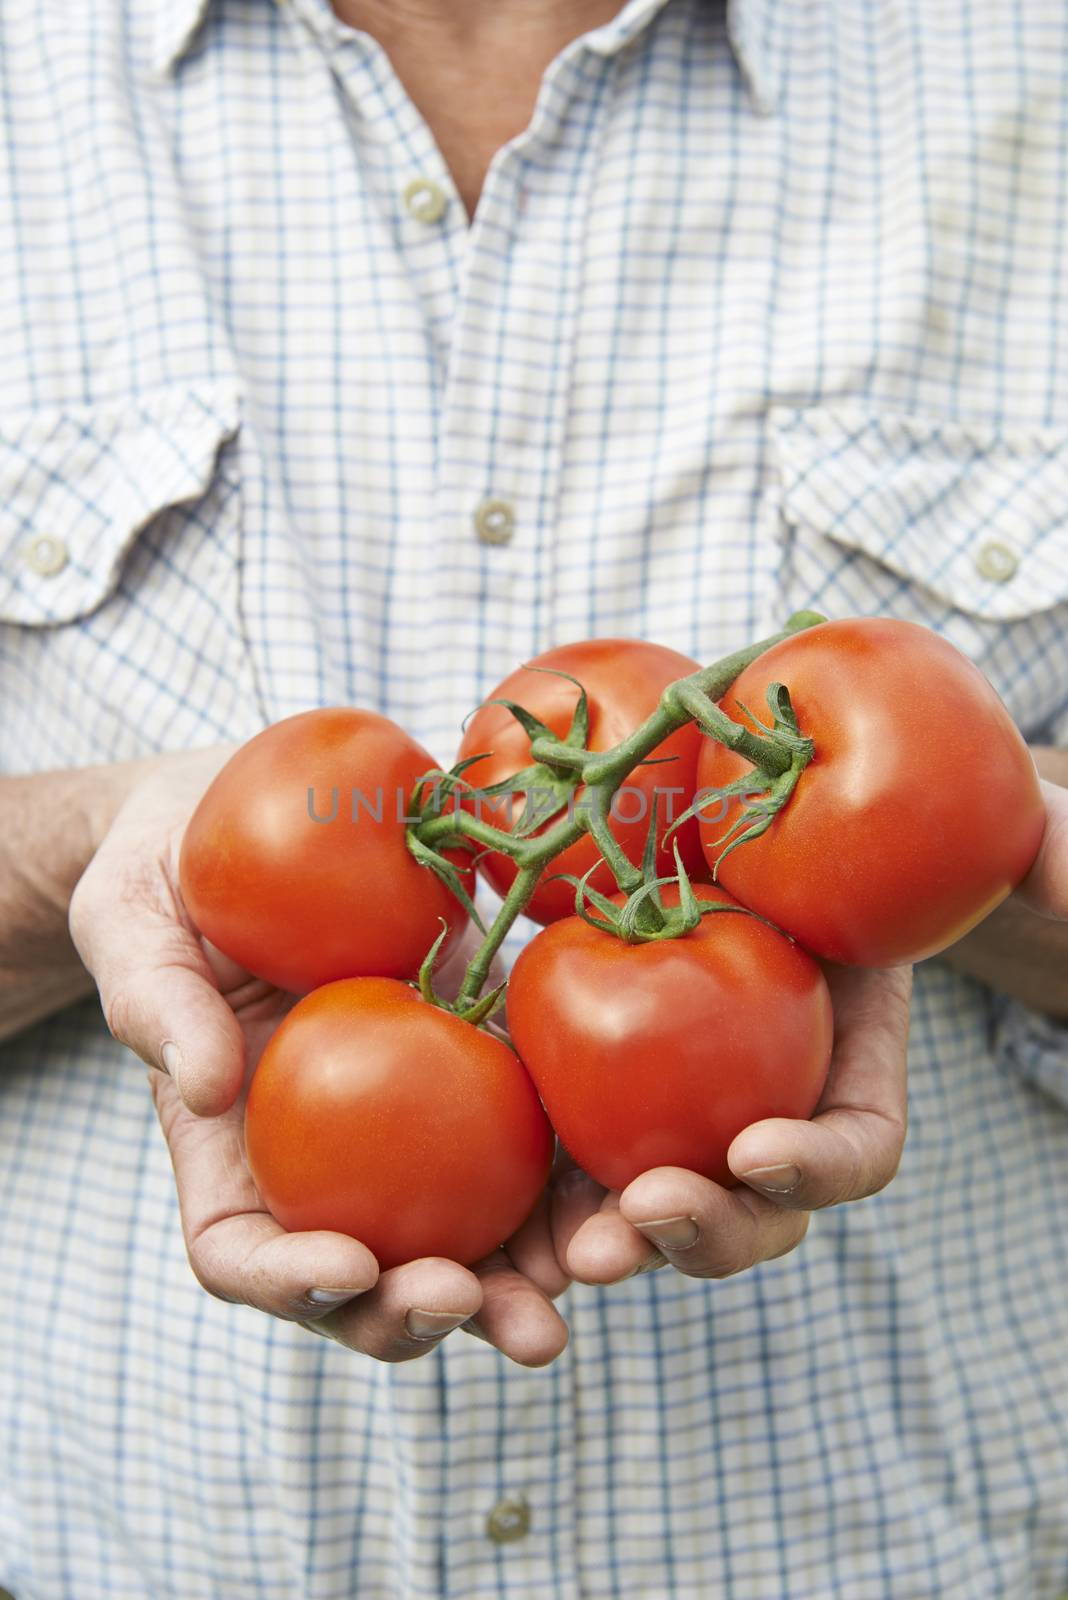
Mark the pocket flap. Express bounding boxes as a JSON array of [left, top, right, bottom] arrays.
[[0, 385, 241, 626], [772, 404, 1068, 621]]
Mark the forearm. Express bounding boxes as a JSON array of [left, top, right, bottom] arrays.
[[938, 745, 1068, 1019], [0, 761, 154, 1039]]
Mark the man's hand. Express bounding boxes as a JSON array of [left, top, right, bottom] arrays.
[[70, 754, 569, 1367], [1019, 775, 1068, 919], [550, 963, 912, 1285], [941, 774, 1068, 1017], [147, 1049, 570, 1366], [554, 764, 1068, 1287]]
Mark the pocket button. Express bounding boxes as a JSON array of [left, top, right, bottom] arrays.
[[474, 500, 515, 546], [23, 534, 69, 577], [974, 540, 1018, 583]]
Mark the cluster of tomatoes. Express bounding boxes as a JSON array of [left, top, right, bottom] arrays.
[[179, 619, 1045, 1270]]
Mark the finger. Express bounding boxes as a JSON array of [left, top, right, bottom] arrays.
[[563, 1191, 666, 1285], [1015, 780, 1068, 920], [150, 1069, 379, 1315], [312, 1258, 484, 1362], [549, 1159, 610, 1269], [462, 1249, 570, 1366], [728, 964, 912, 1210], [72, 861, 244, 1116], [503, 1185, 572, 1299], [619, 1166, 810, 1279]]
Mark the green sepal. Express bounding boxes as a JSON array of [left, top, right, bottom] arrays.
[[407, 754, 498, 824], [451, 669, 597, 845], [732, 681, 812, 758], [406, 830, 486, 934], [672, 840, 700, 930], [416, 922, 451, 1006], [513, 664, 590, 751], [413, 931, 507, 1030], [662, 771, 766, 845], [784, 608, 828, 631], [661, 680, 815, 874], [547, 862, 622, 934], [615, 874, 683, 941], [695, 897, 785, 937], [702, 680, 814, 874], [639, 791, 665, 918], [454, 980, 508, 1029], [476, 761, 578, 840], [481, 697, 559, 747], [475, 762, 548, 799]]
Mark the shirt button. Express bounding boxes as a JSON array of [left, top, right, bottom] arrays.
[[974, 540, 1018, 583], [474, 499, 515, 546], [486, 1495, 531, 1544], [403, 177, 447, 224], [23, 534, 69, 577]]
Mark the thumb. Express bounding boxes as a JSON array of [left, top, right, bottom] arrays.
[[1016, 779, 1068, 921], [70, 864, 245, 1117]]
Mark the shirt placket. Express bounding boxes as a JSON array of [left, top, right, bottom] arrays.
[[258, 12, 617, 1595], [412, 51, 634, 1598]]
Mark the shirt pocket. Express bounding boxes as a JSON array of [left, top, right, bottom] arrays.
[[768, 404, 1068, 737], [0, 385, 265, 768]]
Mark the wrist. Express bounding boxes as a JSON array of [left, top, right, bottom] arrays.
[[81, 755, 164, 857]]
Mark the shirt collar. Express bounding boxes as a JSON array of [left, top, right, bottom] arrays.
[[151, 0, 786, 115], [581, 0, 785, 113], [149, 0, 215, 76], [579, 0, 687, 58], [726, 0, 788, 115]]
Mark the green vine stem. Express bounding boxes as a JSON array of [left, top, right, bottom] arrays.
[[412, 609, 826, 1011]]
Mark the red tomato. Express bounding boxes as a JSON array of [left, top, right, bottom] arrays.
[[457, 639, 706, 924], [244, 978, 553, 1269], [697, 618, 1045, 967], [180, 708, 468, 994], [506, 884, 833, 1192]]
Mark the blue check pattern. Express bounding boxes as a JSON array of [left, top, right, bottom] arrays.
[[2, 0, 1068, 1594]]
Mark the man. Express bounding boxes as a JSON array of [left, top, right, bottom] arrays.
[[1, 0, 1067, 1594]]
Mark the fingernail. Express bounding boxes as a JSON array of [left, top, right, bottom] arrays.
[[739, 1163, 801, 1194], [614, 1249, 666, 1282], [160, 1040, 183, 1091], [307, 1288, 359, 1306], [637, 1217, 699, 1251], [405, 1309, 468, 1341]]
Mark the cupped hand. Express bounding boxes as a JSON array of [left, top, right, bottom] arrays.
[[554, 774, 1068, 1286], [1016, 777, 1068, 919], [70, 751, 570, 1366], [553, 962, 913, 1285], [147, 1050, 570, 1366]]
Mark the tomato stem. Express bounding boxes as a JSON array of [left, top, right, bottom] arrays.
[[455, 863, 544, 1010], [415, 609, 825, 1008]]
